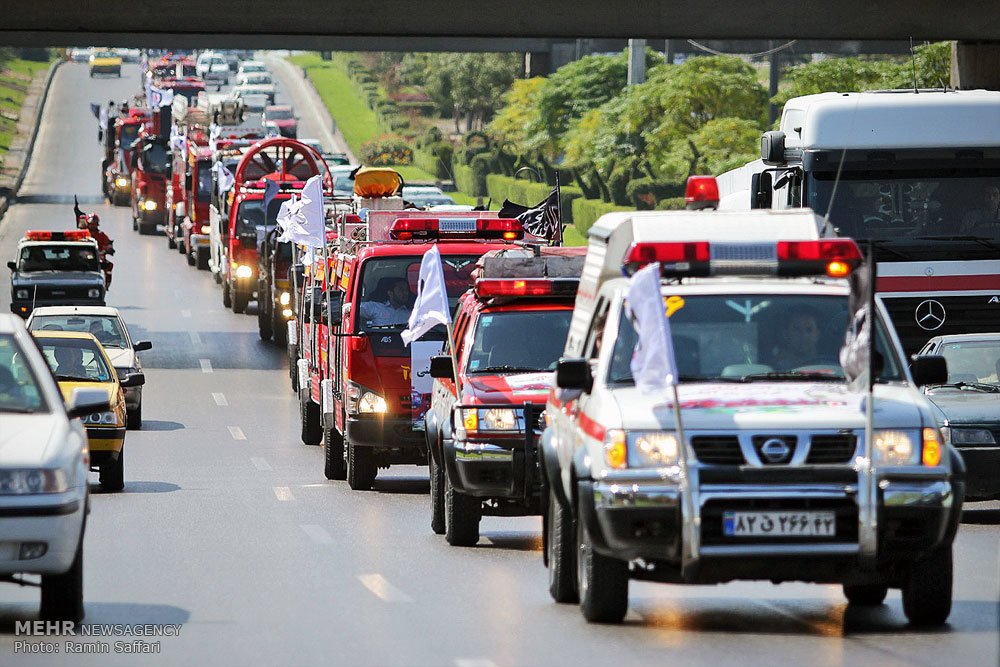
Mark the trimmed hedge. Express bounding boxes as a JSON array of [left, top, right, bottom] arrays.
[[571, 198, 634, 236], [486, 174, 583, 223], [453, 162, 479, 197]]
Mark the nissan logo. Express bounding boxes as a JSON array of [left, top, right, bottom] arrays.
[[760, 438, 792, 464], [915, 299, 946, 331]]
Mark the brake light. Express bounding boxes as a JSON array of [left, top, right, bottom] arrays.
[[476, 218, 523, 240], [684, 175, 719, 210], [389, 218, 438, 240], [625, 242, 710, 265], [475, 278, 579, 297]]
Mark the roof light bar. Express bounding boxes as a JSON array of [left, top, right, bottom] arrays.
[[474, 277, 579, 298], [24, 230, 92, 241], [685, 175, 720, 210], [388, 218, 524, 241]]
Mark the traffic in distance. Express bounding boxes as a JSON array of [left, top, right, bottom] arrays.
[[0, 48, 997, 664]]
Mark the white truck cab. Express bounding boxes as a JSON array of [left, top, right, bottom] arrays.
[[541, 179, 965, 626]]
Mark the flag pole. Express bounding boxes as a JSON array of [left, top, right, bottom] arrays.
[[555, 170, 563, 247], [860, 243, 877, 568], [445, 320, 462, 398]]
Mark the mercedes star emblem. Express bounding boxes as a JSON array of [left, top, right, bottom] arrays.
[[915, 299, 946, 331]]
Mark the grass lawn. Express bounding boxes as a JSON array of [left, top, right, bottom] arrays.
[[561, 225, 587, 246], [0, 58, 52, 155]]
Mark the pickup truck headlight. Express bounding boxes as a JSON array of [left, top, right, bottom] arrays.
[[83, 411, 119, 426], [0, 469, 68, 494], [15, 289, 29, 300], [88, 288, 102, 298], [872, 429, 919, 466], [458, 407, 520, 436], [604, 429, 680, 469], [942, 426, 995, 446]]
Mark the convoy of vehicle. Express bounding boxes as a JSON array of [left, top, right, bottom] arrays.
[[8, 230, 107, 317]]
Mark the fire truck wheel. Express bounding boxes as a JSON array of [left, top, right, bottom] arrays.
[[132, 216, 138, 231], [167, 231, 176, 249], [444, 472, 480, 547], [843, 583, 888, 606], [577, 497, 628, 623], [300, 397, 322, 445], [40, 534, 84, 623], [197, 249, 210, 271], [324, 428, 346, 480], [347, 442, 376, 491], [232, 289, 249, 314], [429, 453, 445, 534], [902, 546, 953, 626], [99, 446, 125, 492], [222, 281, 232, 308], [547, 488, 579, 603], [258, 305, 273, 341], [180, 237, 189, 256], [272, 314, 287, 346]]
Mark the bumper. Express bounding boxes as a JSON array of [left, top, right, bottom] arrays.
[[139, 209, 165, 224], [446, 435, 540, 501], [0, 493, 85, 575], [86, 426, 125, 459], [90, 65, 120, 74], [582, 475, 955, 581], [346, 415, 426, 462], [955, 446, 1000, 499], [190, 234, 211, 248], [11, 297, 105, 318]]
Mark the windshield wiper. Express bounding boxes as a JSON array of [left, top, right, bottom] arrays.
[[932, 381, 1000, 393], [55, 374, 97, 382], [912, 235, 1000, 251], [364, 324, 407, 330], [608, 375, 744, 385], [739, 371, 844, 382], [473, 365, 545, 374]]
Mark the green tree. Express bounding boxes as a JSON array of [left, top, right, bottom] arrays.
[[772, 57, 888, 106], [660, 118, 764, 180], [880, 41, 952, 89], [488, 77, 549, 152], [423, 53, 521, 129]]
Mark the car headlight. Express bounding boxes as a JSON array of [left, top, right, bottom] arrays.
[[347, 383, 387, 415], [83, 411, 118, 426], [88, 288, 102, 298], [235, 265, 253, 279], [457, 407, 520, 435], [142, 200, 158, 211], [282, 308, 293, 318], [115, 177, 129, 187], [631, 431, 680, 467], [0, 469, 68, 495], [943, 426, 996, 446], [279, 291, 290, 306], [201, 225, 211, 235], [15, 289, 29, 300], [871, 429, 919, 466]]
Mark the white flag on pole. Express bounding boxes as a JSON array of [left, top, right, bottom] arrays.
[[144, 80, 173, 108], [99, 106, 109, 130], [626, 262, 678, 393], [214, 161, 235, 195], [275, 194, 298, 241], [401, 245, 451, 345], [273, 175, 325, 249]]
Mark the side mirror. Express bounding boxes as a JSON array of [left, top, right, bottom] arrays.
[[555, 357, 593, 392], [119, 373, 146, 388], [429, 355, 454, 379], [750, 171, 773, 209], [6, 261, 16, 271], [134, 340, 152, 352], [910, 355, 948, 387], [761, 130, 786, 165], [66, 387, 111, 419], [325, 292, 343, 325]]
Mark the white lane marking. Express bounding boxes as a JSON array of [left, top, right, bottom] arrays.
[[189, 331, 202, 345], [250, 457, 271, 471], [212, 392, 228, 406], [299, 483, 327, 488], [181, 309, 192, 318], [273, 486, 294, 501], [300, 524, 333, 544], [358, 574, 413, 603], [455, 660, 498, 667], [228, 426, 246, 441], [199, 358, 213, 373]]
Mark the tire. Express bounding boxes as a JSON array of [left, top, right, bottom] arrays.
[[547, 488, 578, 603], [40, 534, 84, 623], [843, 584, 888, 606], [258, 303, 273, 341], [126, 402, 142, 430], [902, 546, 953, 626], [444, 472, 480, 547], [186, 244, 195, 264], [197, 249, 210, 271], [232, 287, 249, 314], [429, 452, 445, 535], [132, 216, 138, 231], [99, 446, 125, 492], [347, 441, 377, 491], [222, 280, 232, 308], [289, 354, 298, 393], [300, 396, 322, 445], [272, 312, 287, 346], [577, 499, 628, 623], [167, 230, 176, 249], [324, 427, 346, 480]]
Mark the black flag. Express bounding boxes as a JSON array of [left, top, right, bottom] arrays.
[[89, 103, 101, 120], [73, 196, 85, 226], [838, 246, 878, 393], [498, 187, 561, 241]]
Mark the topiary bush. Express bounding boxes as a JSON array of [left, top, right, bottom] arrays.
[[626, 178, 685, 210], [359, 135, 414, 166], [572, 198, 634, 236]]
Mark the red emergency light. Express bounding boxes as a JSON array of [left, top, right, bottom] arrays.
[[389, 218, 524, 241], [24, 230, 91, 241], [623, 238, 862, 279], [685, 175, 720, 210], [475, 277, 579, 298]]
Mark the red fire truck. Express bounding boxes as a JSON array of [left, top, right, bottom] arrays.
[[103, 107, 149, 207], [298, 208, 540, 491], [130, 107, 172, 235], [220, 137, 332, 314]]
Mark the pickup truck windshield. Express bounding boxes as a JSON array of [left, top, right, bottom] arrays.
[[466, 309, 572, 373], [608, 294, 902, 384], [18, 244, 100, 272]]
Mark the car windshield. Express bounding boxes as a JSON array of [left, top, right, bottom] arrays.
[[935, 339, 1000, 386], [243, 74, 272, 85], [266, 108, 293, 120], [234, 197, 284, 237], [0, 334, 47, 413], [356, 255, 481, 330], [333, 175, 353, 195], [29, 315, 128, 349], [139, 142, 171, 174], [607, 294, 902, 384], [196, 161, 213, 202], [120, 124, 139, 148], [38, 338, 114, 383], [19, 244, 100, 272], [466, 309, 573, 374], [808, 170, 1000, 243]]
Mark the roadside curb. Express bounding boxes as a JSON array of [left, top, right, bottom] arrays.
[[0, 58, 64, 222]]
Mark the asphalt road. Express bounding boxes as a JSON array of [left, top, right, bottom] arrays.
[[0, 59, 998, 667]]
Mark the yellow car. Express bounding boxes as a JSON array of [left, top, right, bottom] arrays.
[[89, 49, 122, 77], [31, 331, 144, 490]]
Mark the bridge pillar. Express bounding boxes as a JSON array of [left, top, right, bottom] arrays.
[[951, 41, 1000, 90], [525, 51, 550, 78]]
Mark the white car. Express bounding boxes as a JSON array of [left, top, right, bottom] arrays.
[[26, 306, 151, 429], [0, 313, 109, 623], [196, 52, 230, 85], [236, 60, 268, 77]]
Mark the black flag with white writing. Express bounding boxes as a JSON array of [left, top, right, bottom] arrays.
[[498, 187, 561, 241]]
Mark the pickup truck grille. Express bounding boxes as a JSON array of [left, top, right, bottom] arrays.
[[806, 434, 858, 464], [691, 436, 744, 465]]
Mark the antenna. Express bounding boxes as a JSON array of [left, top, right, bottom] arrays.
[[822, 97, 863, 236], [909, 37, 919, 93]]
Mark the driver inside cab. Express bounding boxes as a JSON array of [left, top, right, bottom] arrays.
[[359, 277, 414, 327]]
